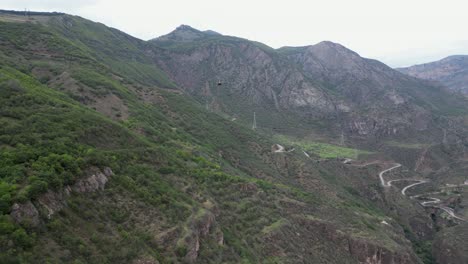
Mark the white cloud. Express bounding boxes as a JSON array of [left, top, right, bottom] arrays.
[[1, 0, 468, 67]]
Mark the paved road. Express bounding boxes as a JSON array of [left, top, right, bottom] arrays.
[[273, 144, 295, 153], [401, 180, 428, 195], [377, 163, 466, 221], [420, 197, 440, 206], [438, 206, 466, 221], [342, 158, 353, 164], [379, 163, 401, 187], [418, 197, 466, 221], [349, 160, 381, 168], [344, 158, 465, 221], [399, 179, 466, 221], [273, 144, 285, 153]]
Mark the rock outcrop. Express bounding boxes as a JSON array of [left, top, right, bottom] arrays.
[[37, 187, 71, 219], [72, 166, 113, 193], [10, 201, 40, 227], [185, 211, 215, 263], [183, 209, 222, 263], [11, 167, 113, 226]]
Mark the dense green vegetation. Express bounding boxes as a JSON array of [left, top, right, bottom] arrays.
[[0, 19, 321, 262], [0, 69, 104, 202]]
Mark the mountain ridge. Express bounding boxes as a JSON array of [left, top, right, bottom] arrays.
[[152, 24, 222, 43], [398, 55, 468, 94], [149, 24, 468, 145]]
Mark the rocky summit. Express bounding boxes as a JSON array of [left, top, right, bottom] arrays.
[[0, 9, 468, 264]]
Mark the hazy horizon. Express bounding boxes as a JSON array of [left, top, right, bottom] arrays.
[[1, 0, 468, 67]]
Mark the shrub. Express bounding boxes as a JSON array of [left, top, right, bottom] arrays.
[[158, 166, 175, 175], [0, 79, 25, 97], [0, 216, 15, 235], [176, 245, 187, 257], [0, 194, 12, 214], [26, 178, 48, 199], [11, 228, 34, 248]]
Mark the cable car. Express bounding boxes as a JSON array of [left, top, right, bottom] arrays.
[[217, 80, 222, 86]]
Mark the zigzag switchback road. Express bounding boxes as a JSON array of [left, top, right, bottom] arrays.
[[379, 163, 402, 187]]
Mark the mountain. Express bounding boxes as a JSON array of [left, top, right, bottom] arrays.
[[149, 28, 468, 147], [1, 10, 467, 264], [398, 55, 468, 94]]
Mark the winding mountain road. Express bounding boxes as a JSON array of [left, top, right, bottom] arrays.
[[348, 160, 381, 168], [438, 206, 466, 221], [337, 157, 465, 221], [379, 163, 401, 187], [420, 197, 440, 206], [418, 197, 466, 221], [376, 163, 466, 221], [401, 180, 428, 195]]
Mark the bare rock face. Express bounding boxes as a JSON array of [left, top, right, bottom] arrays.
[[184, 210, 219, 263], [151, 39, 335, 116], [72, 168, 111, 193], [10, 201, 40, 227], [37, 188, 71, 219]]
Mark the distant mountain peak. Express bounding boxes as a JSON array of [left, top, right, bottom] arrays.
[[152, 24, 221, 42], [310, 41, 360, 57], [174, 24, 198, 32], [315, 40, 338, 47]]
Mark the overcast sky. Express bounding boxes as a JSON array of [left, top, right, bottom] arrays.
[[1, 0, 468, 67]]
